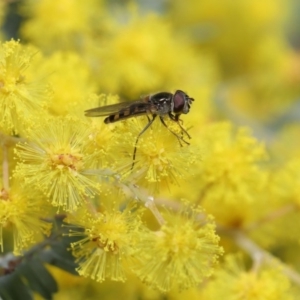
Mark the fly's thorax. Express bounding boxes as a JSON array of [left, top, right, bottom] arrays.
[[154, 104, 172, 115], [149, 92, 173, 116]]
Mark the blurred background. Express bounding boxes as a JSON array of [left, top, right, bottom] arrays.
[[2, 0, 300, 147]]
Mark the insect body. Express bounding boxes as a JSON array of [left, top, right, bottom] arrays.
[[85, 90, 194, 169]]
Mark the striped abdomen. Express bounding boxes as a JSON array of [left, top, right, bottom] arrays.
[[104, 104, 149, 124]]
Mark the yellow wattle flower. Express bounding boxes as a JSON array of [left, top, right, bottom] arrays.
[[0, 185, 52, 255], [118, 117, 197, 192], [133, 204, 223, 292], [65, 203, 144, 282], [0, 40, 50, 134], [202, 254, 294, 300], [14, 116, 100, 212]]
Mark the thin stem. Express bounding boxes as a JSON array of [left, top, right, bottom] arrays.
[[221, 228, 300, 286], [195, 181, 215, 206], [245, 204, 297, 232], [145, 196, 165, 226], [2, 145, 9, 191], [85, 195, 98, 215], [125, 182, 165, 226]]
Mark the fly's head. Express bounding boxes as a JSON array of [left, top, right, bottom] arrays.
[[172, 90, 194, 116]]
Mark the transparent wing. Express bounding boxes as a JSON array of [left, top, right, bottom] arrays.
[[84, 99, 150, 117]]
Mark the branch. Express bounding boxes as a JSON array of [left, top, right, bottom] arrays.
[[2, 145, 9, 191], [245, 204, 297, 232], [221, 228, 300, 285], [82, 168, 166, 226], [124, 182, 165, 226]]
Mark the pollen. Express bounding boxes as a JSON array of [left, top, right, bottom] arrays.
[[92, 237, 120, 255], [0, 77, 19, 94], [49, 152, 83, 171], [147, 147, 168, 171]]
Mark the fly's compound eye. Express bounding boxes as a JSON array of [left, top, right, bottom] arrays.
[[173, 90, 193, 114]]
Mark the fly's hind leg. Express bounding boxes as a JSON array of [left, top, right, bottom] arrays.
[[131, 115, 157, 170]]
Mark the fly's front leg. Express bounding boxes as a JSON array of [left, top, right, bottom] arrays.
[[159, 116, 189, 146], [131, 115, 157, 170], [169, 113, 191, 140]]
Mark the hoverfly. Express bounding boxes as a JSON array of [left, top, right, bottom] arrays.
[[85, 90, 194, 169]]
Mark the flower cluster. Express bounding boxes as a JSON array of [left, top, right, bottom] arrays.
[[133, 205, 223, 292], [202, 254, 294, 300], [0, 40, 50, 134], [14, 117, 100, 212], [0, 184, 51, 255]]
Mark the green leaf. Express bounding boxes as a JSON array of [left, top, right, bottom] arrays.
[[0, 272, 33, 300], [0, 217, 81, 299], [40, 249, 78, 275], [18, 258, 58, 300]]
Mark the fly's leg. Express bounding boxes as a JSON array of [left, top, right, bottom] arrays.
[[175, 115, 191, 139], [131, 115, 157, 170], [159, 116, 189, 146], [169, 113, 191, 140]]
